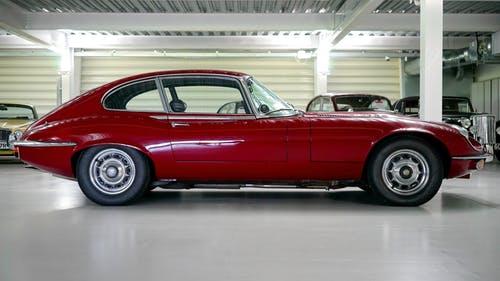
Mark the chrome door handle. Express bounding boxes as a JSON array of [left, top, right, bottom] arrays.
[[171, 122, 190, 127]]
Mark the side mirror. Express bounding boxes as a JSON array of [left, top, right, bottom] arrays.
[[259, 104, 270, 113], [170, 100, 187, 112]]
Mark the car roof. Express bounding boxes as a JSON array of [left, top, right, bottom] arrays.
[[119, 69, 249, 81], [317, 93, 388, 98], [398, 96, 470, 101], [0, 103, 35, 108]]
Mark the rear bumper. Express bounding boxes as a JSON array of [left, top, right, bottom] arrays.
[[15, 141, 76, 179]]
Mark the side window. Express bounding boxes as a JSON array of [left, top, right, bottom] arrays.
[[162, 76, 250, 115], [104, 79, 164, 112], [308, 98, 321, 112], [321, 97, 334, 112], [217, 101, 246, 114]]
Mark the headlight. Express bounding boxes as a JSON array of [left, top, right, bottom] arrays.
[[459, 117, 471, 129], [13, 130, 23, 140], [451, 124, 469, 138], [496, 127, 500, 135], [8, 130, 23, 148]]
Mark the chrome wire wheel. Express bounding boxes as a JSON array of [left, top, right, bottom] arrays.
[[381, 149, 430, 196], [89, 148, 136, 195]]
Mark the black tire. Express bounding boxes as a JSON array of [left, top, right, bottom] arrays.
[[76, 145, 151, 206], [367, 138, 444, 206], [496, 150, 500, 162], [358, 185, 372, 193]]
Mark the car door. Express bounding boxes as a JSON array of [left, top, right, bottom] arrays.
[[159, 75, 288, 180]]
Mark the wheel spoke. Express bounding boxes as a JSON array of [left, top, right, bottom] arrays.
[[381, 149, 430, 196], [89, 148, 136, 195]]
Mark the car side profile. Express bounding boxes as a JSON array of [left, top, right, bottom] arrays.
[[15, 70, 489, 206]]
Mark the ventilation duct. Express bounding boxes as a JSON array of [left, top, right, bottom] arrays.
[[404, 38, 495, 76]]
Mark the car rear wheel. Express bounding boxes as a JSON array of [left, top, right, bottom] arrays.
[[76, 146, 150, 205], [367, 138, 443, 206]]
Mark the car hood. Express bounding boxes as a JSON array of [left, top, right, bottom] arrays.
[[401, 112, 483, 119], [303, 111, 456, 131], [304, 111, 406, 120], [0, 119, 33, 131]]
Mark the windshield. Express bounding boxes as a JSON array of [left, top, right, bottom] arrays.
[[400, 98, 472, 114], [0, 104, 36, 120], [334, 96, 392, 111], [246, 78, 296, 116], [443, 98, 472, 113]]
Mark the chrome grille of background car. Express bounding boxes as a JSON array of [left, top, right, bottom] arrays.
[[0, 129, 10, 149], [471, 114, 496, 145]]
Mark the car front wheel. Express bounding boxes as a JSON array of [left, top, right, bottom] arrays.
[[367, 138, 444, 206], [76, 146, 151, 205]]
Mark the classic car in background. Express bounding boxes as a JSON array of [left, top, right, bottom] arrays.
[[15, 70, 488, 206], [306, 93, 393, 112], [0, 103, 38, 156], [497, 121, 500, 160], [394, 96, 497, 161]]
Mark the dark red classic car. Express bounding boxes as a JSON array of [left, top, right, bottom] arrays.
[[15, 70, 489, 206]]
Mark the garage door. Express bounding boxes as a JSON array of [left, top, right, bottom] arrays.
[[80, 56, 314, 110], [0, 56, 59, 116], [327, 58, 401, 101]]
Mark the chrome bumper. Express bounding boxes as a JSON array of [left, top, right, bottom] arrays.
[[452, 154, 491, 160], [13, 141, 77, 147]]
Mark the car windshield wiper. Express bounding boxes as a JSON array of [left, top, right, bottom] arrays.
[[264, 108, 297, 116]]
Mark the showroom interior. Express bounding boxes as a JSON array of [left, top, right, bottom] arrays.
[[1, 0, 500, 280]]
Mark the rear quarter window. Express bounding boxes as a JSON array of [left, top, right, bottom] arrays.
[[104, 79, 164, 112]]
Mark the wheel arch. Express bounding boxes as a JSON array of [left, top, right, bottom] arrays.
[[71, 142, 157, 181], [362, 130, 451, 182]]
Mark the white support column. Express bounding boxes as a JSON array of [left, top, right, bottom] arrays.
[[420, 0, 443, 122], [314, 58, 328, 96], [314, 32, 332, 96], [399, 58, 406, 98], [71, 56, 81, 97]]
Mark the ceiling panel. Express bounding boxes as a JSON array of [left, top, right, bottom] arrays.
[[376, 0, 500, 14], [8, 0, 348, 13]]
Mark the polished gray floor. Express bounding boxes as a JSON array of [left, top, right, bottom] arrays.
[[1, 159, 499, 281]]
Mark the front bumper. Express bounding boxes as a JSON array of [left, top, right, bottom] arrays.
[[0, 149, 16, 156], [484, 145, 495, 162], [448, 153, 490, 178]]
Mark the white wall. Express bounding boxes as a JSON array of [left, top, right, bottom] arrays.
[[476, 64, 500, 82], [80, 56, 314, 110], [470, 64, 500, 119], [0, 53, 405, 114], [0, 56, 59, 115], [327, 58, 401, 101], [403, 66, 474, 98]]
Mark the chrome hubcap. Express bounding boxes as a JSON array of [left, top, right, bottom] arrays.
[[381, 149, 429, 196], [89, 148, 136, 195]]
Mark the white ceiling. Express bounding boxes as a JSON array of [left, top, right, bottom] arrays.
[[0, 0, 499, 52]]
